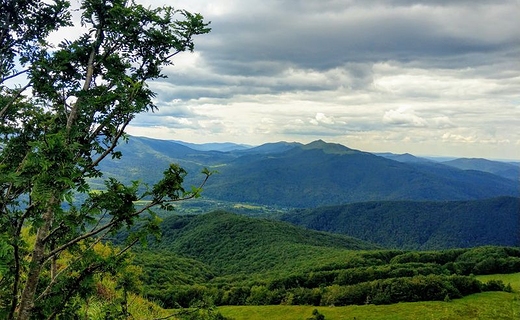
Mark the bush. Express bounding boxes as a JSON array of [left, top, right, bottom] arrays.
[[307, 308, 325, 320], [481, 280, 506, 292]]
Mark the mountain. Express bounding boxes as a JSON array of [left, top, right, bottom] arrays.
[[235, 141, 302, 155], [202, 140, 519, 208], [151, 210, 378, 275], [375, 152, 433, 164], [279, 197, 520, 250], [94, 136, 236, 188], [442, 158, 519, 181], [95, 137, 518, 209], [171, 140, 252, 152]]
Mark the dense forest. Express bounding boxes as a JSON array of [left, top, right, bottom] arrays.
[[127, 212, 520, 309], [280, 197, 520, 249]]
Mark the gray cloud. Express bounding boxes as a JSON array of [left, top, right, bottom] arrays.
[[127, 0, 520, 159]]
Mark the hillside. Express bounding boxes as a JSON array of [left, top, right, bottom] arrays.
[[151, 210, 379, 275], [203, 140, 519, 208], [125, 209, 520, 310], [94, 136, 235, 188], [442, 158, 519, 181], [279, 197, 520, 250], [95, 137, 518, 209]]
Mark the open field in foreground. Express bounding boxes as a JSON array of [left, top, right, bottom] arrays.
[[219, 273, 520, 320]]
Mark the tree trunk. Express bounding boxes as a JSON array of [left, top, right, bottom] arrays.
[[16, 201, 55, 320]]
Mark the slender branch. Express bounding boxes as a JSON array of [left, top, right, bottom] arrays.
[[43, 198, 160, 261], [66, 25, 103, 132], [164, 49, 182, 61], [36, 229, 110, 302], [86, 116, 132, 170], [89, 210, 109, 234], [42, 222, 66, 244], [116, 238, 139, 257], [0, 82, 31, 119], [0, 68, 30, 84]]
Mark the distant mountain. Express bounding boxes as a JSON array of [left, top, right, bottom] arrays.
[[96, 137, 518, 209], [375, 152, 433, 164], [442, 158, 519, 181], [235, 141, 302, 155], [95, 136, 237, 187], [171, 140, 252, 152], [202, 140, 519, 208], [279, 197, 520, 250], [152, 211, 378, 274]]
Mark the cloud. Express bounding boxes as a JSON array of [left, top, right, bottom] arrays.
[[126, 0, 520, 159], [311, 113, 336, 125], [383, 107, 428, 127]]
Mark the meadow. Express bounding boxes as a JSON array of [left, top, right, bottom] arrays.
[[217, 273, 520, 320]]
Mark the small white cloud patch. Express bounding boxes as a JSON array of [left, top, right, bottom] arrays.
[[383, 107, 427, 127]]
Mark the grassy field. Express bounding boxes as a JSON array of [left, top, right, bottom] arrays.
[[219, 273, 520, 320]]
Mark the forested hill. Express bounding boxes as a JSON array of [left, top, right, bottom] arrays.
[[203, 140, 519, 207], [441, 158, 519, 181], [147, 211, 379, 275], [279, 197, 520, 250], [98, 136, 519, 208]]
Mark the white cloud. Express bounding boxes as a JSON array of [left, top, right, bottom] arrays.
[[383, 107, 428, 127]]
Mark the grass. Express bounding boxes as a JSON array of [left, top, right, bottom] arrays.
[[476, 272, 520, 291], [218, 273, 520, 320]]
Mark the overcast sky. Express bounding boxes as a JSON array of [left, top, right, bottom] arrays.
[[98, 1, 520, 159]]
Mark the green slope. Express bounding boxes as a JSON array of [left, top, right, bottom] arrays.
[[153, 211, 379, 275], [280, 197, 520, 249], [95, 137, 518, 209], [203, 141, 519, 208], [443, 157, 519, 181]]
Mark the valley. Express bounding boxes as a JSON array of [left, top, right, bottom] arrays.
[[96, 136, 520, 319]]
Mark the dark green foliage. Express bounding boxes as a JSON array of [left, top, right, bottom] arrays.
[[480, 279, 507, 292], [0, 0, 210, 318], [151, 211, 378, 274], [132, 210, 518, 308], [307, 308, 325, 320], [280, 197, 520, 249], [320, 275, 477, 306]]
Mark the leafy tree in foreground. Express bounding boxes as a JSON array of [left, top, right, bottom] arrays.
[[0, 0, 210, 319]]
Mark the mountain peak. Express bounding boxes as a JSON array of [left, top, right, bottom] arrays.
[[302, 140, 357, 155]]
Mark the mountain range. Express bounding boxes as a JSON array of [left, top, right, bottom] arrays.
[[100, 136, 518, 209]]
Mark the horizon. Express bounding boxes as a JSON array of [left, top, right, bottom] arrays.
[[45, 0, 520, 161], [129, 135, 520, 162]]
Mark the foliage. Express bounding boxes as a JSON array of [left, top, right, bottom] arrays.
[[0, 0, 210, 319], [280, 197, 520, 249], [150, 211, 378, 274], [129, 210, 518, 309], [307, 308, 325, 320]]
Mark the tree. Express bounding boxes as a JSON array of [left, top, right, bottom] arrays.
[[0, 0, 210, 319]]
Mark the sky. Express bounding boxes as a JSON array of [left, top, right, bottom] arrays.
[[78, 1, 520, 159]]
